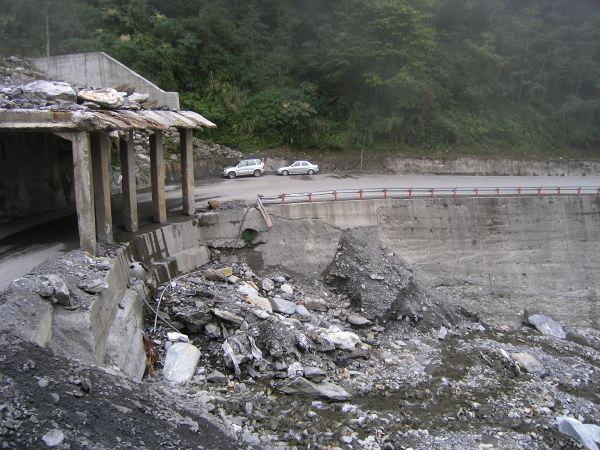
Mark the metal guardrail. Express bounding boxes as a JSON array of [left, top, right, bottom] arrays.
[[258, 186, 600, 205]]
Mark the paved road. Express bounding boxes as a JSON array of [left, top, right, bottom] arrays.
[[2, 174, 600, 291]]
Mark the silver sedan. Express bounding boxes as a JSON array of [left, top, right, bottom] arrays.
[[276, 160, 319, 176]]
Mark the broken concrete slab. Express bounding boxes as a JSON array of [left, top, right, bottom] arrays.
[[0, 288, 53, 347]]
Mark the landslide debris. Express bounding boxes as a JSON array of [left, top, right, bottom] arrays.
[[324, 228, 462, 326]]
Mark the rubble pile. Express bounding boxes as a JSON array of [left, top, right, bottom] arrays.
[[142, 248, 600, 449], [325, 228, 462, 326], [0, 56, 163, 112]]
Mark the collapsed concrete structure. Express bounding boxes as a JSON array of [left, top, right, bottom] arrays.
[[0, 55, 215, 255]]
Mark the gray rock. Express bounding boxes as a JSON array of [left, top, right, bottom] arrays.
[[270, 298, 297, 315], [212, 308, 244, 325], [347, 314, 371, 326], [273, 276, 286, 283], [80, 378, 92, 393], [22, 80, 76, 102], [511, 352, 544, 374], [207, 370, 228, 383], [204, 268, 228, 282], [42, 429, 64, 447], [305, 297, 328, 312], [254, 310, 270, 320], [278, 377, 351, 401], [38, 378, 49, 388], [526, 313, 566, 339], [49, 393, 59, 404], [303, 367, 328, 382], [41, 275, 70, 306], [204, 323, 221, 339], [127, 92, 150, 103], [163, 343, 201, 383], [294, 304, 311, 318], [322, 328, 361, 351], [558, 417, 600, 450], [78, 278, 108, 294], [262, 278, 275, 292]]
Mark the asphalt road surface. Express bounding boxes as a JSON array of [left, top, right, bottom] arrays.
[[2, 173, 600, 291]]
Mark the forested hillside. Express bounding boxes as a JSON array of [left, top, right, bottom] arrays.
[[2, 0, 600, 155]]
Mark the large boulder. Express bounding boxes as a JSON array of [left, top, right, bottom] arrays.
[[324, 228, 459, 326], [21, 80, 76, 102], [163, 343, 201, 383], [78, 88, 124, 109]]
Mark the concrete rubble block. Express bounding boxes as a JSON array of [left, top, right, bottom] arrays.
[[0, 288, 54, 348], [173, 247, 210, 274], [511, 352, 544, 374], [102, 289, 147, 379], [21, 80, 76, 102], [77, 88, 124, 109], [525, 312, 566, 339], [163, 342, 201, 383], [278, 377, 351, 401], [322, 328, 361, 351], [243, 295, 273, 313], [270, 297, 297, 315], [558, 417, 600, 450]]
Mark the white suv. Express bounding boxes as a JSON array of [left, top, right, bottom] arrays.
[[222, 159, 264, 179]]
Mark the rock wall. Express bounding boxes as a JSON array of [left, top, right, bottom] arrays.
[[385, 156, 600, 176]]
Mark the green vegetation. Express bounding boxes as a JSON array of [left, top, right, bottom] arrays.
[[2, 0, 600, 157]]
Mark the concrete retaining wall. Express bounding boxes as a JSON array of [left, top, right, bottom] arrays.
[[248, 196, 600, 327], [32, 52, 180, 110]]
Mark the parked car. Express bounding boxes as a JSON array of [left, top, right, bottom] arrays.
[[276, 160, 319, 176], [223, 158, 264, 178]]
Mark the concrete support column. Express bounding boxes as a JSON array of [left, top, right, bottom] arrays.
[[71, 131, 97, 255], [149, 131, 167, 223], [120, 130, 138, 232], [179, 128, 195, 215], [90, 132, 113, 243]]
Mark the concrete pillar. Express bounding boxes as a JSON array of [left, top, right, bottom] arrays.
[[120, 130, 138, 232], [179, 128, 195, 215], [90, 132, 113, 243], [149, 131, 167, 223], [71, 132, 97, 255]]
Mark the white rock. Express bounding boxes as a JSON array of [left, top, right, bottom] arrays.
[[167, 332, 189, 343], [273, 276, 286, 283], [323, 329, 361, 351], [511, 352, 544, 374], [163, 343, 201, 383], [254, 310, 270, 320], [42, 429, 64, 447], [287, 361, 304, 378], [437, 326, 448, 340], [280, 283, 294, 295], [528, 314, 566, 339], [78, 88, 124, 108], [237, 282, 259, 297], [128, 262, 146, 280]]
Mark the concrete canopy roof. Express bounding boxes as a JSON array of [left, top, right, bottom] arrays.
[[0, 108, 216, 132]]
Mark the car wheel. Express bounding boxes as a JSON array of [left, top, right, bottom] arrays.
[[253, 169, 262, 177], [227, 171, 236, 179], [307, 169, 315, 175], [282, 170, 289, 176]]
